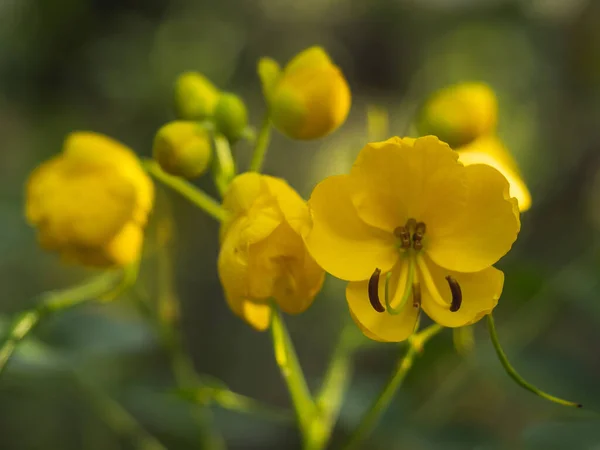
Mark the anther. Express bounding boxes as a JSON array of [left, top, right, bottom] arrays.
[[412, 222, 427, 251], [394, 226, 411, 249], [368, 268, 385, 313], [445, 275, 462, 312], [412, 282, 422, 308]]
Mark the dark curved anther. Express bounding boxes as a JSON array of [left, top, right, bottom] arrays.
[[368, 268, 385, 313], [445, 275, 462, 312]]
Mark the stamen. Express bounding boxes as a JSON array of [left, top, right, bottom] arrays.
[[385, 258, 414, 315], [405, 218, 417, 231], [416, 255, 451, 309], [368, 268, 385, 313], [445, 276, 462, 312], [393, 226, 411, 249], [412, 222, 427, 251], [412, 282, 421, 308]]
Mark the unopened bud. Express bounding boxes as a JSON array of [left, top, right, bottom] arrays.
[[213, 93, 248, 142], [153, 121, 212, 179], [174, 72, 220, 120]]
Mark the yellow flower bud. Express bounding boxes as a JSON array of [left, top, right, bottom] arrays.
[[417, 82, 498, 148], [265, 46, 351, 140], [213, 92, 248, 142], [153, 121, 212, 179], [218, 172, 324, 330], [25, 132, 154, 268], [457, 135, 531, 212], [174, 72, 220, 120]]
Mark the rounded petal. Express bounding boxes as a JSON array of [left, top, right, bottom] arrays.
[[426, 163, 520, 273], [306, 174, 398, 281], [346, 263, 419, 342], [263, 175, 311, 236], [457, 135, 531, 212], [420, 256, 504, 328], [349, 136, 467, 234]]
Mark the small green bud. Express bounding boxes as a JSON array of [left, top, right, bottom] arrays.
[[213, 93, 248, 142], [174, 72, 220, 120], [153, 121, 212, 179]]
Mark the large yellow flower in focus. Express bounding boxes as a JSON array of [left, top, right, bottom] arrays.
[[259, 46, 351, 140], [26, 132, 154, 267], [305, 136, 520, 342], [218, 173, 325, 330]]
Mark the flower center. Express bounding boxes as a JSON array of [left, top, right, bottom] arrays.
[[394, 218, 427, 251], [367, 218, 463, 317]]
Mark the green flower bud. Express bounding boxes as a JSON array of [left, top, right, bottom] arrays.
[[153, 121, 212, 179], [213, 93, 248, 142], [174, 72, 220, 120]]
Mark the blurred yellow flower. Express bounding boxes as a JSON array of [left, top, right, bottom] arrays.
[[26, 132, 154, 268], [417, 82, 497, 148], [305, 136, 520, 342], [218, 173, 324, 330], [153, 121, 212, 179], [457, 135, 532, 212], [260, 46, 351, 140]]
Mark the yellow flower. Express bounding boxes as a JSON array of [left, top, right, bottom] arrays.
[[304, 136, 520, 342], [260, 46, 351, 140], [457, 135, 532, 212], [26, 132, 154, 267], [417, 82, 497, 148], [218, 173, 325, 330]]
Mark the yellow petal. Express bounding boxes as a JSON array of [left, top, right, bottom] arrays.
[[258, 57, 281, 101], [263, 175, 311, 236], [306, 174, 398, 281], [349, 136, 467, 234], [284, 46, 331, 75], [457, 135, 531, 212], [426, 163, 520, 273], [420, 256, 503, 327], [346, 262, 419, 342]]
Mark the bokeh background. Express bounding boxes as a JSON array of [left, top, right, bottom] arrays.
[[2, 0, 600, 448]]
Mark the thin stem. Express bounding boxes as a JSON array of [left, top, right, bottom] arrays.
[[143, 160, 227, 222], [342, 324, 444, 449], [249, 113, 272, 173], [486, 313, 581, 408], [212, 134, 236, 197], [270, 304, 316, 443], [0, 271, 122, 377], [307, 324, 356, 450]]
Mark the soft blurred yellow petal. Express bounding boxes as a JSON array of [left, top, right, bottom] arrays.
[[263, 175, 311, 236], [420, 256, 503, 328], [284, 46, 331, 75], [258, 57, 281, 101], [306, 174, 398, 281], [350, 136, 467, 235], [346, 263, 419, 342], [458, 135, 531, 212]]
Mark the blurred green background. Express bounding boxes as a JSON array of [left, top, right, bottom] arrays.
[[2, 0, 600, 448]]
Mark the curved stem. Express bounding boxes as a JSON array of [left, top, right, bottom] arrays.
[[212, 134, 236, 197], [486, 313, 581, 408], [342, 324, 444, 449], [0, 271, 122, 377], [270, 304, 316, 445], [143, 160, 227, 222], [249, 113, 272, 173]]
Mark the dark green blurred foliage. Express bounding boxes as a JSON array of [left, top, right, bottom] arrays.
[[2, 0, 600, 448]]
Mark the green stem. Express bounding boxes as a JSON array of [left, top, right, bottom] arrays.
[[486, 313, 581, 408], [249, 114, 272, 173], [212, 134, 236, 197], [307, 324, 356, 450], [0, 271, 122, 377], [270, 305, 316, 444], [343, 324, 444, 449], [143, 160, 227, 222], [75, 373, 167, 450]]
